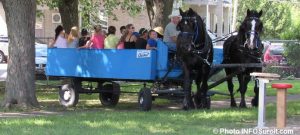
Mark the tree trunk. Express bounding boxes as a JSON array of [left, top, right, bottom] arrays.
[[1, 0, 39, 109], [58, 0, 79, 34], [145, 0, 174, 28]]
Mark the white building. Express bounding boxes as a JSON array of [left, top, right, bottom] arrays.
[[184, 0, 233, 38]]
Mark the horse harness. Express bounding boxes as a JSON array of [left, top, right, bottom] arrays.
[[179, 16, 212, 66], [224, 17, 263, 63]]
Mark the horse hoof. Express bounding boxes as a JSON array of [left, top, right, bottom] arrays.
[[239, 103, 247, 108], [230, 102, 237, 107], [251, 98, 258, 107], [194, 103, 203, 109], [182, 103, 194, 110], [182, 105, 189, 110], [193, 96, 204, 109], [182, 97, 194, 110]]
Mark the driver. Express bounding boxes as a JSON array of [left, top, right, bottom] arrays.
[[163, 10, 181, 52]]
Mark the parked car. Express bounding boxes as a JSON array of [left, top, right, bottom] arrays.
[[0, 37, 8, 63], [0, 37, 48, 74], [263, 43, 287, 65], [35, 43, 47, 75]]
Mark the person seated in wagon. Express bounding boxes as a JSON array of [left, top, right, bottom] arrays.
[[163, 10, 181, 52], [146, 30, 158, 50]]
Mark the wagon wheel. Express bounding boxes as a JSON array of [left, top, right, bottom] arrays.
[[98, 82, 120, 107], [58, 78, 81, 107], [138, 88, 152, 111], [59, 84, 79, 107]]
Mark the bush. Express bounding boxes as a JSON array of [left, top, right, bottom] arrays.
[[284, 42, 300, 67], [263, 64, 298, 78]]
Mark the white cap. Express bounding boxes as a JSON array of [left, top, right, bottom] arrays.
[[168, 10, 181, 19]]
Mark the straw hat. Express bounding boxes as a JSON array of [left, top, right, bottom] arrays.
[[153, 27, 164, 36], [168, 10, 181, 19]]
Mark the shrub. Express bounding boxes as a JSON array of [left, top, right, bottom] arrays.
[[263, 64, 298, 78], [284, 42, 300, 67]]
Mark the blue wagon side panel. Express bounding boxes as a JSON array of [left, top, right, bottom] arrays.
[[156, 40, 183, 79], [46, 48, 157, 80], [213, 46, 223, 65]]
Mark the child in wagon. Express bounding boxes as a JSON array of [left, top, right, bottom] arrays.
[[146, 30, 158, 50]]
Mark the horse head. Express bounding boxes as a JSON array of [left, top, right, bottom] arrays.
[[177, 8, 206, 52], [240, 9, 263, 50]]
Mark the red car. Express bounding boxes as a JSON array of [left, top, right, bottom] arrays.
[[263, 43, 287, 65]]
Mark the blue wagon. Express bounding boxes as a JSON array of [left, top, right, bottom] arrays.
[[46, 40, 223, 110]]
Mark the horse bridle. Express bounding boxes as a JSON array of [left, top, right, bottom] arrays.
[[240, 17, 263, 62], [178, 16, 211, 66], [243, 17, 261, 48], [179, 16, 199, 44]]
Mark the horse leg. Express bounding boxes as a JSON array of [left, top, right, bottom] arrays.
[[251, 79, 259, 107], [182, 63, 194, 110], [194, 72, 202, 109], [225, 69, 237, 107], [200, 70, 210, 109], [239, 74, 251, 108]]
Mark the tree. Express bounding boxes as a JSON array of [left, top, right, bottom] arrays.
[[58, 0, 79, 34], [280, 3, 300, 39], [145, 0, 174, 28], [1, 0, 39, 109], [38, 0, 78, 33], [39, 0, 173, 30]]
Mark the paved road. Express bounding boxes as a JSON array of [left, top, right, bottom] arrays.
[[0, 63, 7, 81]]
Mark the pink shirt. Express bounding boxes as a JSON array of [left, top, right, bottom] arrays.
[[91, 34, 105, 49]]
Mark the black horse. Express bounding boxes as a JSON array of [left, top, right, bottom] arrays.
[[176, 8, 213, 109], [223, 9, 264, 108]]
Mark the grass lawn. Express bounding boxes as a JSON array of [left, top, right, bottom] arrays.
[[0, 101, 299, 135], [0, 79, 299, 135]]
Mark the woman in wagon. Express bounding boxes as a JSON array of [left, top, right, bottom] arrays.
[[67, 26, 79, 48], [79, 25, 105, 49], [146, 30, 158, 50], [122, 24, 137, 49], [78, 28, 90, 47], [49, 25, 67, 48], [104, 26, 119, 49], [163, 10, 181, 51]]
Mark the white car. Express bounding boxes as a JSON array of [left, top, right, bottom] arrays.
[[0, 37, 8, 63], [0, 37, 48, 74], [35, 43, 47, 74]]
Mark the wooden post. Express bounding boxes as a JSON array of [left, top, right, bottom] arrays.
[[272, 83, 292, 128], [277, 88, 287, 128]]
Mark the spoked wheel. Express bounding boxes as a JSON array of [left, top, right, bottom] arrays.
[[138, 88, 152, 111], [58, 78, 81, 107], [98, 82, 120, 107], [59, 84, 79, 107]]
